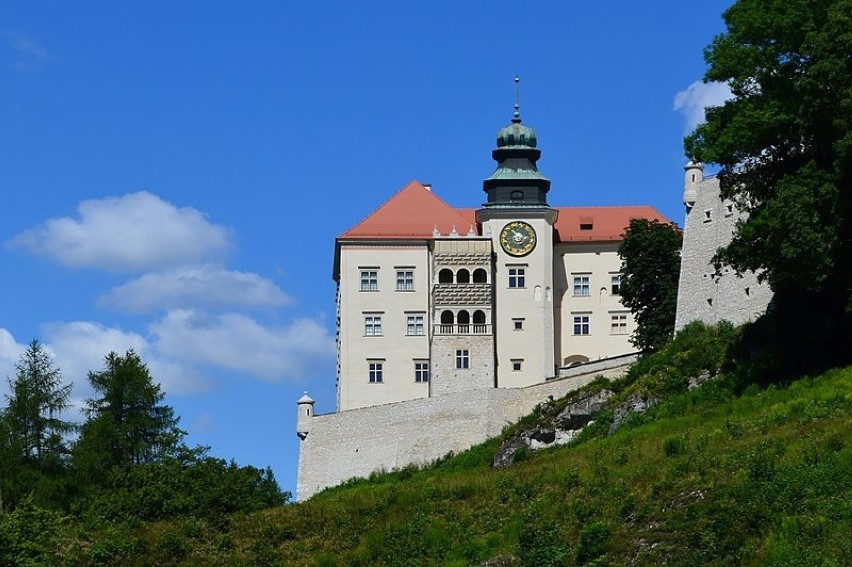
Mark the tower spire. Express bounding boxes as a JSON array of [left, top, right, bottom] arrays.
[[513, 74, 521, 123]]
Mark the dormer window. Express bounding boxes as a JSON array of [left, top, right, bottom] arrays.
[[579, 216, 594, 230]]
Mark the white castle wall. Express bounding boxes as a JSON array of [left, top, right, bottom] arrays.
[[296, 354, 635, 500], [675, 163, 772, 330]]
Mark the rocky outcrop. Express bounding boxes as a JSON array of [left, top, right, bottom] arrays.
[[493, 390, 613, 467], [608, 393, 657, 435]]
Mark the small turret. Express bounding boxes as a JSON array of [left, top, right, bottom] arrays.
[[683, 161, 703, 211], [296, 391, 315, 440]]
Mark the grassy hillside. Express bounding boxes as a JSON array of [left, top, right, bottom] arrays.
[[7, 325, 851, 565]]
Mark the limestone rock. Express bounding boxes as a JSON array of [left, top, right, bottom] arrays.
[[609, 393, 657, 435], [554, 389, 613, 429]]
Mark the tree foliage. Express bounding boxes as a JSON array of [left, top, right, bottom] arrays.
[[685, 0, 852, 370], [618, 218, 683, 353], [75, 350, 184, 482], [3, 340, 73, 469], [1, 341, 74, 510], [79, 445, 289, 523]]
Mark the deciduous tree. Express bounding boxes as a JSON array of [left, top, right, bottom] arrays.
[[684, 0, 852, 371], [618, 219, 683, 353]]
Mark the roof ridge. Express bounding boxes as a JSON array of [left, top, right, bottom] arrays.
[[337, 180, 423, 238], [337, 180, 476, 239]]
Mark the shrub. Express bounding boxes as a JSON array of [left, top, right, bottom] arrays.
[[518, 518, 571, 566], [576, 521, 610, 564]]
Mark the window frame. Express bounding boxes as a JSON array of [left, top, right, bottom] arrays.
[[610, 274, 621, 295], [395, 268, 415, 291], [455, 349, 470, 370], [572, 313, 591, 336], [610, 312, 628, 335], [368, 360, 384, 383], [414, 360, 429, 383], [511, 359, 523, 371], [406, 313, 425, 336], [360, 268, 379, 291], [364, 313, 383, 336], [572, 274, 590, 297], [508, 266, 526, 289]]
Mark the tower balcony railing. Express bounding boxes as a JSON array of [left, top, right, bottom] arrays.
[[435, 324, 492, 336]]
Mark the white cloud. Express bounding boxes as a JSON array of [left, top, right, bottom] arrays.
[[151, 309, 334, 382], [4, 30, 52, 71], [43, 321, 211, 396], [7, 192, 233, 273], [673, 80, 733, 133], [98, 265, 292, 313], [0, 329, 27, 398]]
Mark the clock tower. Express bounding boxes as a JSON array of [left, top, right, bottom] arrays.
[[477, 81, 558, 387]]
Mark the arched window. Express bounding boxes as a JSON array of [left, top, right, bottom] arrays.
[[472, 310, 486, 324], [438, 268, 453, 283], [457, 310, 470, 333], [563, 354, 590, 368], [456, 269, 470, 284], [473, 268, 488, 283], [439, 310, 454, 334]]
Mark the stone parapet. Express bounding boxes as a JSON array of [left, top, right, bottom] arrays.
[[296, 358, 633, 500]]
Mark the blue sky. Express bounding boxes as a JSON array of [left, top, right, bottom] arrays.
[[2, 1, 733, 496]]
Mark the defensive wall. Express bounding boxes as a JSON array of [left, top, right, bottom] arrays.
[[296, 354, 636, 500], [675, 163, 772, 330]]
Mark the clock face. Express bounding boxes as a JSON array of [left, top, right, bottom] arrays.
[[500, 221, 537, 256]]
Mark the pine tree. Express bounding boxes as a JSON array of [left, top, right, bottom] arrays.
[[75, 350, 184, 478], [2, 340, 73, 471]]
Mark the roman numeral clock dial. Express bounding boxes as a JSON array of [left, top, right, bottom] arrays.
[[500, 221, 537, 256]]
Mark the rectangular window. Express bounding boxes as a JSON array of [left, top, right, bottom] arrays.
[[610, 313, 628, 335], [360, 269, 378, 291], [513, 318, 524, 331], [414, 360, 429, 382], [364, 314, 383, 336], [406, 314, 425, 336], [396, 270, 414, 291], [455, 349, 470, 369], [611, 274, 621, 295], [573, 314, 590, 335], [511, 359, 523, 371], [573, 275, 590, 296], [368, 361, 383, 383], [508, 267, 526, 288]]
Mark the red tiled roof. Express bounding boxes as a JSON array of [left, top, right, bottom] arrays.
[[338, 181, 477, 239], [553, 206, 669, 243], [337, 181, 670, 243]]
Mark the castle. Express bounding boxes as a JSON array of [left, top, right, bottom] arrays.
[[295, 100, 671, 500]]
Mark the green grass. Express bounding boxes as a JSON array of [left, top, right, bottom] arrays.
[[13, 323, 851, 565]]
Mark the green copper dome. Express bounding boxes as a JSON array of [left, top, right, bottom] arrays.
[[496, 115, 537, 148]]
